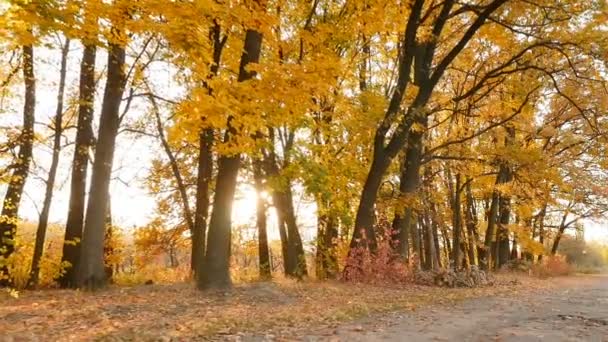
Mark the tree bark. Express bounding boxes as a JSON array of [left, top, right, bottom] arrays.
[[29, 39, 70, 287], [316, 209, 339, 280], [253, 161, 271, 279], [77, 37, 127, 290], [59, 44, 97, 289], [198, 28, 263, 289], [103, 196, 114, 281], [481, 166, 508, 270], [391, 132, 424, 259], [149, 94, 196, 270], [551, 206, 571, 255], [465, 182, 480, 266], [193, 21, 226, 276], [192, 130, 213, 276], [451, 174, 463, 269], [0, 45, 36, 287]]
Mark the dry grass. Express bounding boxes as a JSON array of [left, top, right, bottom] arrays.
[[0, 274, 551, 341]]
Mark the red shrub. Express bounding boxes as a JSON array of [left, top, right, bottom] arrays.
[[342, 220, 411, 285]]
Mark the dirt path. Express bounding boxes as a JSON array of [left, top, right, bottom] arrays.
[[304, 275, 608, 342]]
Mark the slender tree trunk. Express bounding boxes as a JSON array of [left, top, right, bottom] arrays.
[[149, 94, 196, 270], [59, 44, 97, 288], [451, 174, 463, 270], [29, 39, 70, 287], [77, 37, 127, 290], [253, 161, 271, 279], [481, 167, 507, 270], [511, 238, 518, 260], [465, 182, 480, 266], [272, 184, 307, 278], [497, 182, 512, 268], [316, 203, 338, 279], [422, 212, 436, 270], [273, 196, 289, 273], [440, 224, 451, 262], [537, 203, 547, 261], [0, 45, 36, 287], [430, 206, 442, 268], [199, 28, 263, 289]]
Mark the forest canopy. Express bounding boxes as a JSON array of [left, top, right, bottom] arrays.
[[0, 0, 607, 291]]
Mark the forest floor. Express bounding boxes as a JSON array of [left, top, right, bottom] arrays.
[[0, 273, 600, 341]]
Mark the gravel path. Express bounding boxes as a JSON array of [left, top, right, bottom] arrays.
[[306, 275, 608, 342]]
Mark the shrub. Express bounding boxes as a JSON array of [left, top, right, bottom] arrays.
[[1, 222, 67, 289], [531, 255, 573, 278], [342, 218, 411, 285]]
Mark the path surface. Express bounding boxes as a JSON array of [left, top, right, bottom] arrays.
[[304, 275, 608, 342]]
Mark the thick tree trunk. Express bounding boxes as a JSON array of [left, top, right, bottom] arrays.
[[253, 161, 271, 279], [198, 28, 263, 289], [391, 131, 424, 258], [193, 130, 213, 277], [29, 39, 70, 287], [59, 44, 96, 289], [551, 208, 570, 255], [193, 22, 225, 276], [350, 151, 388, 250], [0, 45, 36, 287], [77, 39, 126, 290]]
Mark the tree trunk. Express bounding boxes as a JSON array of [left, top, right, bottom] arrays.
[[274, 196, 289, 273], [451, 174, 463, 270], [103, 196, 114, 281], [272, 183, 307, 278], [480, 166, 507, 270], [198, 28, 263, 290], [316, 210, 339, 280], [350, 151, 388, 250], [551, 207, 571, 255], [497, 183, 512, 268], [0, 45, 36, 287], [59, 44, 96, 289], [193, 22, 226, 276], [29, 39, 70, 287], [422, 212, 436, 270], [511, 237, 518, 260], [391, 131, 424, 258], [465, 182, 480, 266], [537, 204, 547, 261], [77, 38, 126, 290], [150, 94, 196, 269], [253, 161, 271, 279], [193, 130, 213, 277]]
